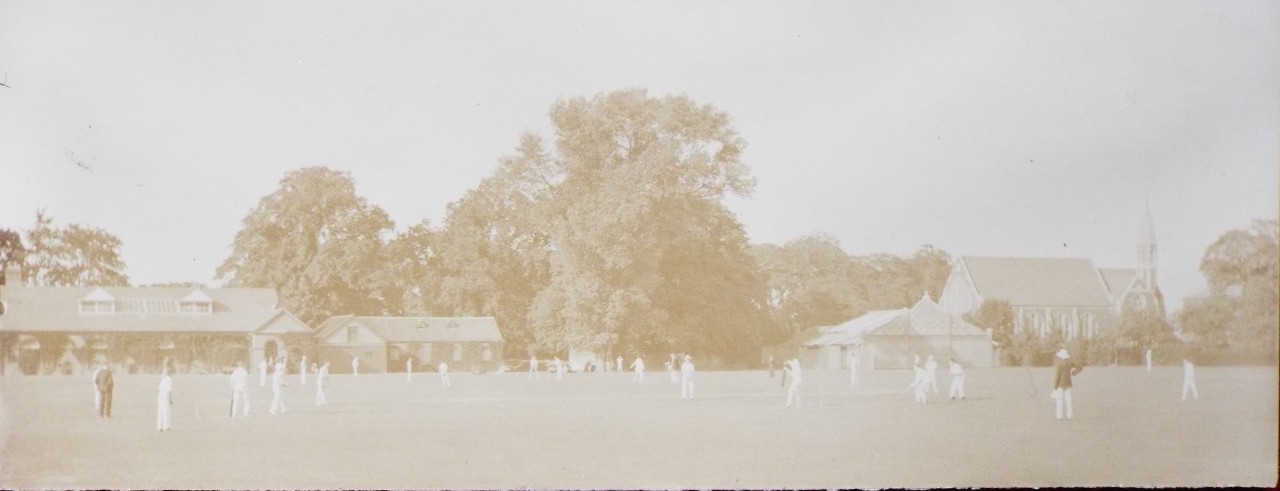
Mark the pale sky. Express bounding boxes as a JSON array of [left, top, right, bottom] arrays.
[[1, 1, 1276, 313]]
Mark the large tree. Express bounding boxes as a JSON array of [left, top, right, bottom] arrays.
[[20, 210, 129, 286], [216, 167, 393, 325], [752, 234, 860, 344], [1177, 219, 1278, 362], [0, 228, 25, 284], [509, 88, 767, 361]]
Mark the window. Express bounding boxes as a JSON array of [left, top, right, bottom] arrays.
[[78, 301, 114, 314], [179, 301, 212, 314], [481, 344, 492, 362], [347, 326, 358, 344], [452, 343, 463, 361]]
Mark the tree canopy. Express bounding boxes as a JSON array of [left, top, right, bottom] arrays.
[[216, 167, 394, 325], [19, 210, 128, 286]]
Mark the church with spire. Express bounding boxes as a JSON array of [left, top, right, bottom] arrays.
[[937, 207, 1165, 341]]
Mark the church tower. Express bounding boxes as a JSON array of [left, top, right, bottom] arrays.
[[1137, 201, 1158, 289], [1130, 201, 1165, 317]]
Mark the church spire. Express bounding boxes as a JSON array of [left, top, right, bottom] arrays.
[[1137, 201, 1158, 290]]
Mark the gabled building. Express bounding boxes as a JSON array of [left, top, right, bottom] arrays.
[[937, 207, 1165, 340], [803, 293, 993, 369], [313, 316, 504, 374], [0, 266, 312, 375]]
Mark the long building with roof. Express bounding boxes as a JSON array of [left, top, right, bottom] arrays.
[[313, 315, 504, 374], [0, 266, 312, 375], [802, 293, 993, 369]]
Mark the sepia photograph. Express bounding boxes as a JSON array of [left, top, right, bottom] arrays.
[[0, 1, 1276, 489]]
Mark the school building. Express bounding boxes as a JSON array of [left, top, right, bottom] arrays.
[[312, 315, 504, 374], [0, 267, 313, 375]]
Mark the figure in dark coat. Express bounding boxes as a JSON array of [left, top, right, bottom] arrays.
[[1051, 348, 1082, 420], [94, 366, 114, 418]]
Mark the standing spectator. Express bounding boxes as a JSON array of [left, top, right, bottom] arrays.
[[1051, 348, 1083, 420], [156, 367, 173, 432], [630, 356, 645, 383], [92, 364, 104, 412], [947, 359, 966, 401], [269, 360, 287, 415], [910, 361, 929, 404], [1182, 358, 1199, 401], [94, 364, 114, 418], [848, 351, 859, 388], [439, 362, 450, 388], [230, 361, 250, 417], [785, 359, 803, 408], [680, 355, 696, 400], [315, 362, 330, 406], [925, 355, 940, 394]]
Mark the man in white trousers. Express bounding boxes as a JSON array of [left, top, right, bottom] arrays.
[[439, 361, 450, 387], [630, 356, 645, 383], [1182, 358, 1199, 401], [948, 358, 966, 401], [680, 355, 696, 400], [406, 358, 413, 383], [910, 361, 929, 404], [553, 357, 564, 381], [848, 351, 859, 388], [351, 356, 359, 377], [616, 356, 624, 374], [315, 362, 329, 406], [230, 361, 250, 417], [1145, 348, 1153, 372], [1052, 348, 1082, 420], [269, 359, 287, 415], [299, 355, 308, 386], [785, 359, 803, 408], [156, 367, 173, 432]]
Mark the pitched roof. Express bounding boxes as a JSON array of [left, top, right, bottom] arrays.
[[1098, 268, 1137, 301], [0, 285, 309, 334], [959, 257, 1113, 307], [804, 296, 987, 346], [315, 316, 503, 344]]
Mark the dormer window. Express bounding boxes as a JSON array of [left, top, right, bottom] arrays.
[[178, 289, 214, 314], [79, 288, 116, 314]]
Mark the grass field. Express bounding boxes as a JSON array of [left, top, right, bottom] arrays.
[[0, 365, 1275, 489]]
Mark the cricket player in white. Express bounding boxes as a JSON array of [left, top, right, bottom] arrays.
[[848, 351, 859, 388], [947, 359, 966, 401], [259, 359, 268, 387], [269, 361, 287, 415], [156, 368, 173, 432], [910, 362, 929, 404], [1182, 358, 1199, 400], [315, 362, 329, 406], [351, 356, 359, 376], [680, 355, 696, 400], [630, 356, 645, 383], [924, 355, 939, 394], [554, 357, 564, 381], [300, 355, 308, 385], [1145, 348, 1153, 372], [785, 359, 803, 408], [529, 355, 538, 380], [667, 360, 678, 384], [230, 361, 250, 417], [616, 356, 624, 374], [406, 358, 413, 383], [439, 362, 450, 387]]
